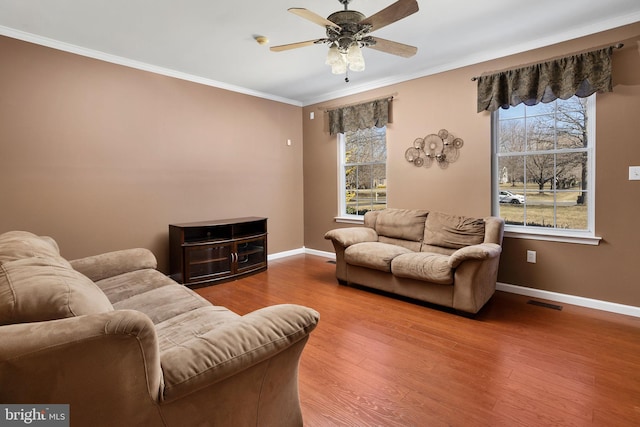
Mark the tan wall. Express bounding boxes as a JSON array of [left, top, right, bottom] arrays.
[[2, 22, 640, 308], [0, 36, 304, 272], [304, 22, 640, 308]]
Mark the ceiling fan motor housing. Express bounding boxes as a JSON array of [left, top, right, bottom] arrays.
[[327, 10, 365, 26], [326, 10, 374, 52]]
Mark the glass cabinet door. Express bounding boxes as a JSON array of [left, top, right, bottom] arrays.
[[235, 236, 266, 274], [184, 243, 232, 283]]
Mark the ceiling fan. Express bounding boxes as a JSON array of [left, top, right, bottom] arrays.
[[270, 0, 419, 77]]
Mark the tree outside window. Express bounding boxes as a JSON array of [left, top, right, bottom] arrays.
[[339, 127, 387, 217], [495, 95, 594, 232]]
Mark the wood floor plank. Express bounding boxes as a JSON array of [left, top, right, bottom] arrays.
[[195, 255, 640, 426]]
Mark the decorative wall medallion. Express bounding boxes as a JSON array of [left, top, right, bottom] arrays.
[[405, 129, 464, 169]]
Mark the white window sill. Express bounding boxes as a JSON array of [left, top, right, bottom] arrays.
[[504, 228, 602, 245], [334, 216, 364, 225]]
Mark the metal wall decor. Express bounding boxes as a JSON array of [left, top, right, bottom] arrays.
[[405, 129, 464, 169]]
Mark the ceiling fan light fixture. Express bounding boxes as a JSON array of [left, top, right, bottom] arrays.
[[326, 44, 343, 65], [331, 58, 348, 74], [348, 60, 365, 72], [346, 43, 365, 71], [346, 43, 361, 61]]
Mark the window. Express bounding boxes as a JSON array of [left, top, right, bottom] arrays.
[[338, 126, 387, 219], [493, 95, 595, 239]]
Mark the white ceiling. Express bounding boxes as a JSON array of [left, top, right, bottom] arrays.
[[1, 0, 639, 106]]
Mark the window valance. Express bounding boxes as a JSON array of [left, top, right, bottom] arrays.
[[476, 46, 617, 113], [328, 97, 391, 135]]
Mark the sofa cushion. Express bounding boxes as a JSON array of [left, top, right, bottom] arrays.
[[155, 306, 241, 351], [95, 268, 177, 304], [0, 257, 113, 326], [423, 212, 485, 250], [113, 283, 211, 324], [0, 231, 66, 266], [345, 242, 413, 273], [378, 236, 422, 252], [375, 209, 429, 242], [391, 252, 454, 285]]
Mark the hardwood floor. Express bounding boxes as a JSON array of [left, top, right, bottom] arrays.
[[195, 254, 640, 426]]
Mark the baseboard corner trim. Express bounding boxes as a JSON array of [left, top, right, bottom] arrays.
[[496, 282, 640, 318], [269, 247, 335, 261], [268, 248, 305, 261], [303, 248, 336, 259]]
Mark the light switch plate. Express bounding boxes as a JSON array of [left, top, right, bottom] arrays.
[[629, 166, 640, 181]]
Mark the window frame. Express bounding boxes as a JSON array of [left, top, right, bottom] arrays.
[[491, 95, 601, 245], [335, 127, 387, 223]]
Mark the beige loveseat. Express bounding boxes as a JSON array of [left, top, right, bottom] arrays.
[[0, 231, 319, 427], [325, 209, 504, 314]]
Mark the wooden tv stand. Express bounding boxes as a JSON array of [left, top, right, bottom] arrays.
[[169, 217, 267, 287]]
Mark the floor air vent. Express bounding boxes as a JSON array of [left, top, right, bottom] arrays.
[[527, 300, 563, 310]]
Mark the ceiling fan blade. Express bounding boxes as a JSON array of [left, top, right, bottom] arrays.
[[270, 39, 325, 52], [360, 0, 419, 32], [288, 8, 341, 29], [369, 37, 417, 58]]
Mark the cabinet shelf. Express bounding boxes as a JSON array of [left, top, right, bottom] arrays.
[[189, 257, 228, 265], [169, 217, 267, 287], [183, 239, 230, 246], [240, 248, 263, 256]]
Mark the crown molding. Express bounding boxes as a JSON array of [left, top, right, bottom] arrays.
[[0, 25, 303, 107]]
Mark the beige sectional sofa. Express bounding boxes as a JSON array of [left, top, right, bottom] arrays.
[[325, 209, 504, 314], [0, 231, 319, 427]]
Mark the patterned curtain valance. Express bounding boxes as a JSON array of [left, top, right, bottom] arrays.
[[476, 46, 616, 113], [328, 98, 391, 135]]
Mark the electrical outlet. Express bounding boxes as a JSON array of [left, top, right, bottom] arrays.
[[527, 250, 537, 263], [629, 166, 640, 181]]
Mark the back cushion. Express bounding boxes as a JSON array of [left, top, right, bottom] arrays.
[[0, 257, 113, 326], [363, 210, 381, 229], [375, 209, 429, 242], [423, 212, 485, 250], [0, 231, 64, 266]]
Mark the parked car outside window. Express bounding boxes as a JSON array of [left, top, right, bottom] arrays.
[[499, 190, 525, 204]]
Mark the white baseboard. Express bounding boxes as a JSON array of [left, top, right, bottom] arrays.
[[496, 282, 640, 318], [303, 248, 336, 259], [267, 248, 306, 261], [268, 247, 335, 261], [268, 247, 640, 318]]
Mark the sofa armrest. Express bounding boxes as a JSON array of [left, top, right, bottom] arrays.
[[324, 227, 378, 248], [448, 243, 502, 269], [0, 310, 164, 424], [161, 304, 319, 401], [70, 248, 158, 282]]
